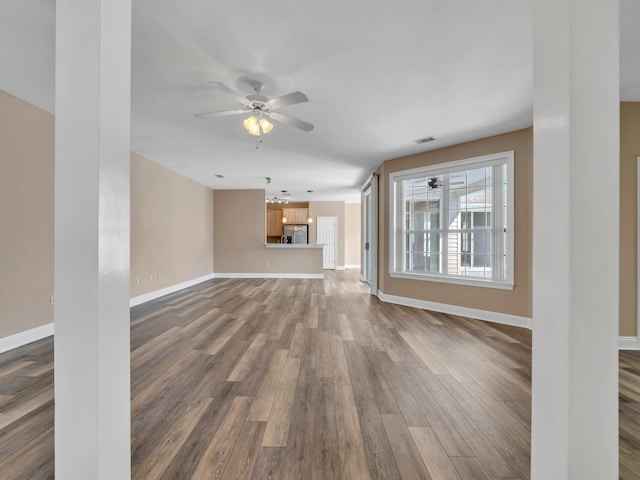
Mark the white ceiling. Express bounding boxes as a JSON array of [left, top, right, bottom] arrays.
[[1, 1, 639, 203]]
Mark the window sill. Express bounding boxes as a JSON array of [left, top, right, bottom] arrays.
[[388, 271, 514, 290]]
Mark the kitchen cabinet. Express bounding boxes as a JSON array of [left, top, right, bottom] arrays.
[[282, 208, 296, 224], [295, 208, 309, 224], [282, 208, 309, 224], [267, 209, 284, 236]]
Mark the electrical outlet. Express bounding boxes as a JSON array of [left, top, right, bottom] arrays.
[[50, 295, 55, 306], [136, 276, 140, 285], [266, 261, 270, 267], [149, 274, 152, 281]]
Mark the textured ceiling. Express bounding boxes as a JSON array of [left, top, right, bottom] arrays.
[[1, 0, 638, 202]]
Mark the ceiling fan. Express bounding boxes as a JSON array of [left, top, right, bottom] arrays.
[[428, 177, 443, 188], [195, 80, 314, 136]]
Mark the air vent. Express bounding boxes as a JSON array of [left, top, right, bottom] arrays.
[[214, 174, 224, 178], [415, 136, 436, 144]]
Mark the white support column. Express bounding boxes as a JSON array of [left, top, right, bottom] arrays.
[[532, 0, 619, 479], [54, 0, 131, 478]]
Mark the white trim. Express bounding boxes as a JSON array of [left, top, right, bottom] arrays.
[[619, 336, 640, 350], [336, 266, 346, 271], [360, 174, 374, 192], [345, 264, 361, 269], [130, 273, 215, 307], [389, 271, 514, 290], [636, 156, 640, 341], [370, 174, 379, 295], [377, 290, 532, 329], [374, 290, 640, 350], [213, 273, 324, 279], [0, 323, 54, 354], [4, 292, 637, 355]]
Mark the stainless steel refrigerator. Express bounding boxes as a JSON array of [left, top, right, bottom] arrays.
[[284, 225, 308, 244]]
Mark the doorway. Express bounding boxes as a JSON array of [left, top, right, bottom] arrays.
[[317, 216, 337, 269]]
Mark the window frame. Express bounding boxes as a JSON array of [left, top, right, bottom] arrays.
[[389, 151, 515, 290]]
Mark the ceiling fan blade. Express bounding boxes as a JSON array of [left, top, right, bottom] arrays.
[[207, 81, 248, 105], [268, 112, 314, 132], [195, 109, 247, 119], [267, 91, 308, 109]]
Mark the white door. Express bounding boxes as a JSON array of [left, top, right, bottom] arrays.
[[363, 189, 372, 282], [317, 216, 337, 269]]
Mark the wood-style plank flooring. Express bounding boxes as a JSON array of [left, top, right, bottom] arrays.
[[1, 270, 640, 478]]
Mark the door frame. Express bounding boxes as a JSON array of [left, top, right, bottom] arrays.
[[360, 173, 379, 295], [362, 187, 372, 282]]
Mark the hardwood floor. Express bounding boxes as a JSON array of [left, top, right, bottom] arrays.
[[0, 269, 639, 478]]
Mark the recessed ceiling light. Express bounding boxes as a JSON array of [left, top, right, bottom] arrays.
[[415, 136, 436, 144]]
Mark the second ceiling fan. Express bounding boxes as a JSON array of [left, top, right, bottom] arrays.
[[195, 80, 314, 136]]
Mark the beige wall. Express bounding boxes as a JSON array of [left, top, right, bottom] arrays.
[[309, 201, 346, 267], [377, 128, 533, 318], [0, 90, 55, 338], [213, 189, 322, 274], [620, 103, 640, 335], [130, 153, 214, 297], [345, 203, 361, 267], [0, 91, 217, 338]]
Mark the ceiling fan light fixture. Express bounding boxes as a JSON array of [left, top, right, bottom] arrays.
[[243, 115, 257, 129], [259, 118, 273, 134], [249, 124, 261, 136]]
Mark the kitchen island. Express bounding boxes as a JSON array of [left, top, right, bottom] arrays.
[[264, 243, 325, 249]]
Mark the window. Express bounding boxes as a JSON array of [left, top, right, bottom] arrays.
[[389, 151, 514, 289]]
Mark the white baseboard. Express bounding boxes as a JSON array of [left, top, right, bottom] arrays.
[[130, 273, 215, 307], [213, 273, 324, 279], [6, 284, 635, 355], [376, 290, 639, 350], [377, 290, 532, 330], [345, 264, 361, 269], [335, 266, 346, 271], [0, 323, 54, 354], [619, 336, 640, 350]]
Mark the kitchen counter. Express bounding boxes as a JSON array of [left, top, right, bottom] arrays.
[[264, 243, 325, 249]]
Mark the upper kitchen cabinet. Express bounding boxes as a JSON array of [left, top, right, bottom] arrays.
[[283, 208, 309, 224], [282, 208, 296, 224], [267, 209, 284, 236], [295, 208, 309, 224]]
